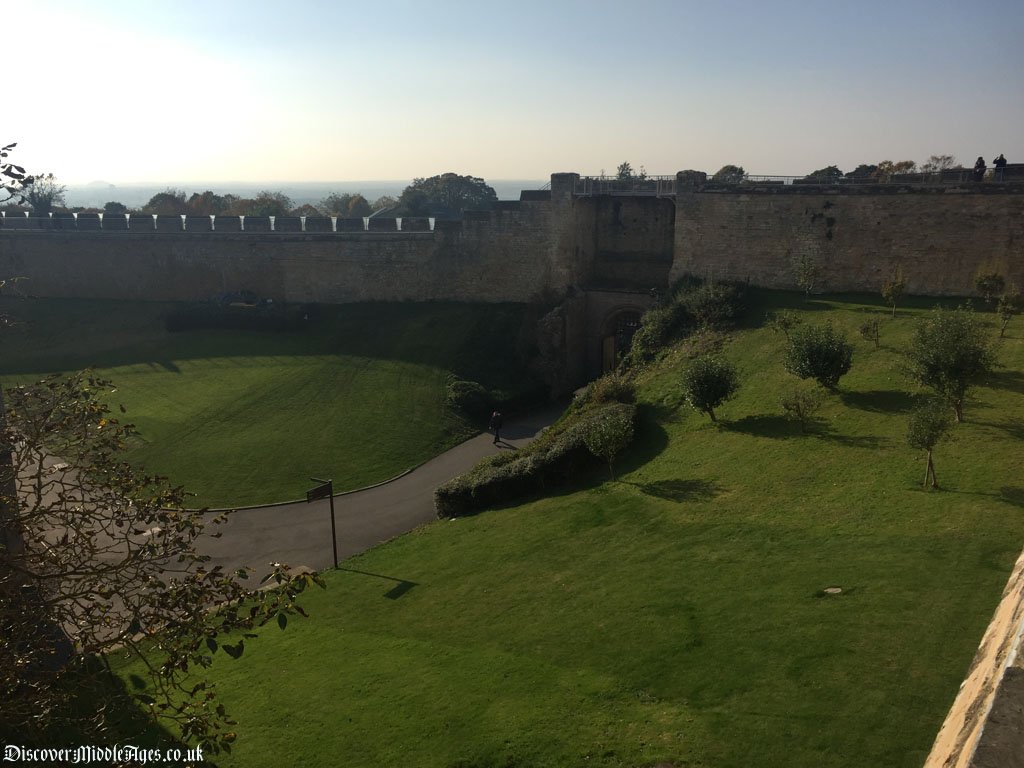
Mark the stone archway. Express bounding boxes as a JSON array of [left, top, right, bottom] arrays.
[[600, 308, 643, 373]]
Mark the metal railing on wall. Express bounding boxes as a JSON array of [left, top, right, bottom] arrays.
[[564, 165, 1024, 195], [573, 175, 678, 196]]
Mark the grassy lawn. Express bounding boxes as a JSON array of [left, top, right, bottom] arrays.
[[0, 298, 540, 507], [113, 290, 1024, 768]]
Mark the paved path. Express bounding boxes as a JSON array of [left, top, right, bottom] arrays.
[[199, 401, 566, 578]]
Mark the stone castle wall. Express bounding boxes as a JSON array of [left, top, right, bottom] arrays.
[[0, 199, 574, 304], [2, 176, 1022, 306], [671, 185, 1024, 296]]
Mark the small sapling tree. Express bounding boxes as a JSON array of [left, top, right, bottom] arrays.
[[859, 317, 880, 349], [784, 323, 853, 390], [780, 382, 826, 433], [905, 304, 995, 422], [766, 309, 803, 340], [881, 268, 906, 318], [791, 252, 820, 298], [907, 398, 953, 489], [996, 284, 1022, 338], [680, 357, 739, 423], [582, 405, 635, 479], [975, 272, 1006, 305]]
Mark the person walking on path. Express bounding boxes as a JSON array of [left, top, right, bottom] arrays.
[[489, 410, 503, 444]]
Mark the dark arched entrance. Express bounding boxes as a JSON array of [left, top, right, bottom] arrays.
[[601, 309, 642, 372]]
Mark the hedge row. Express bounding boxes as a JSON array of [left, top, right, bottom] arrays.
[[434, 401, 637, 518]]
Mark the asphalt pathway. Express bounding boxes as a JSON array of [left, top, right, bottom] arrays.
[[199, 401, 567, 578]]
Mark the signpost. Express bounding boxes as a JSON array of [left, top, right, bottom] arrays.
[[306, 477, 337, 569]]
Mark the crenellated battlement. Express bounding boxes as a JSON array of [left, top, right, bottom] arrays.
[[1, 172, 1021, 309], [0, 189, 554, 235]]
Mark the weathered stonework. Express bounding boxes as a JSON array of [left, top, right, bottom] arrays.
[[1, 174, 1021, 384], [671, 187, 1024, 295]]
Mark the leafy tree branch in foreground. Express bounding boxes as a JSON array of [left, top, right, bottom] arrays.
[[0, 372, 321, 755]]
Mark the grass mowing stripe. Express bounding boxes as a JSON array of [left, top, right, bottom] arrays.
[[0, 298, 540, 506], [86, 291, 1024, 765]]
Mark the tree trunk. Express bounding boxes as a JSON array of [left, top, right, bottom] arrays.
[[891, 304, 896, 319], [925, 450, 938, 489], [953, 400, 963, 423], [708, 408, 716, 423], [0, 384, 24, 559]]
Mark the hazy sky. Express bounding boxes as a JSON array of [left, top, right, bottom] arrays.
[[8, 0, 1023, 184]]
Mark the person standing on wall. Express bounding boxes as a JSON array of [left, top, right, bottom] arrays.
[[489, 410, 503, 445], [993, 153, 1008, 181]]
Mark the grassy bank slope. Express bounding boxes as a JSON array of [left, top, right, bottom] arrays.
[[115, 291, 1024, 768], [0, 298, 539, 506]]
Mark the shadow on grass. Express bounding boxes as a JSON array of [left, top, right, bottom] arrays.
[[4, 658, 199, 760], [724, 413, 888, 448], [150, 360, 182, 373], [630, 478, 724, 503], [976, 418, 1024, 441], [724, 414, 795, 439], [987, 369, 1024, 395], [813, 426, 890, 449], [617, 405, 671, 474], [740, 287, 978, 330], [739, 291, 836, 329], [337, 567, 419, 599], [1000, 487, 1024, 508], [840, 389, 916, 413], [0, 299, 548, 402]]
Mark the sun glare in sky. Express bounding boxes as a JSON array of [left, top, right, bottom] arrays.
[[8, 0, 1023, 184]]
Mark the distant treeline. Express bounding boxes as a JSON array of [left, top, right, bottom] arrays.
[[5, 172, 502, 221]]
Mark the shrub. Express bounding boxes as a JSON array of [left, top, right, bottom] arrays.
[[784, 323, 853, 389], [434, 402, 637, 517], [680, 356, 739, 422], [445, 378, 492, 419], [680, 328, 727, 359], [582, 405, 635, 479], [625, 304, 691, 366], [780, 382, 826, 433], [588, 371, 636, 405], [680, 281, 746, 329], [766, 309, 803, 340], [623, 279, 745, 368], [569, 371, 634, 415], [905, 304, 995, 422]]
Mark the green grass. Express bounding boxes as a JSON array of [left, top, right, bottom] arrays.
[[111, 291, 1024, 767], [0, 298, 540, 506]]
